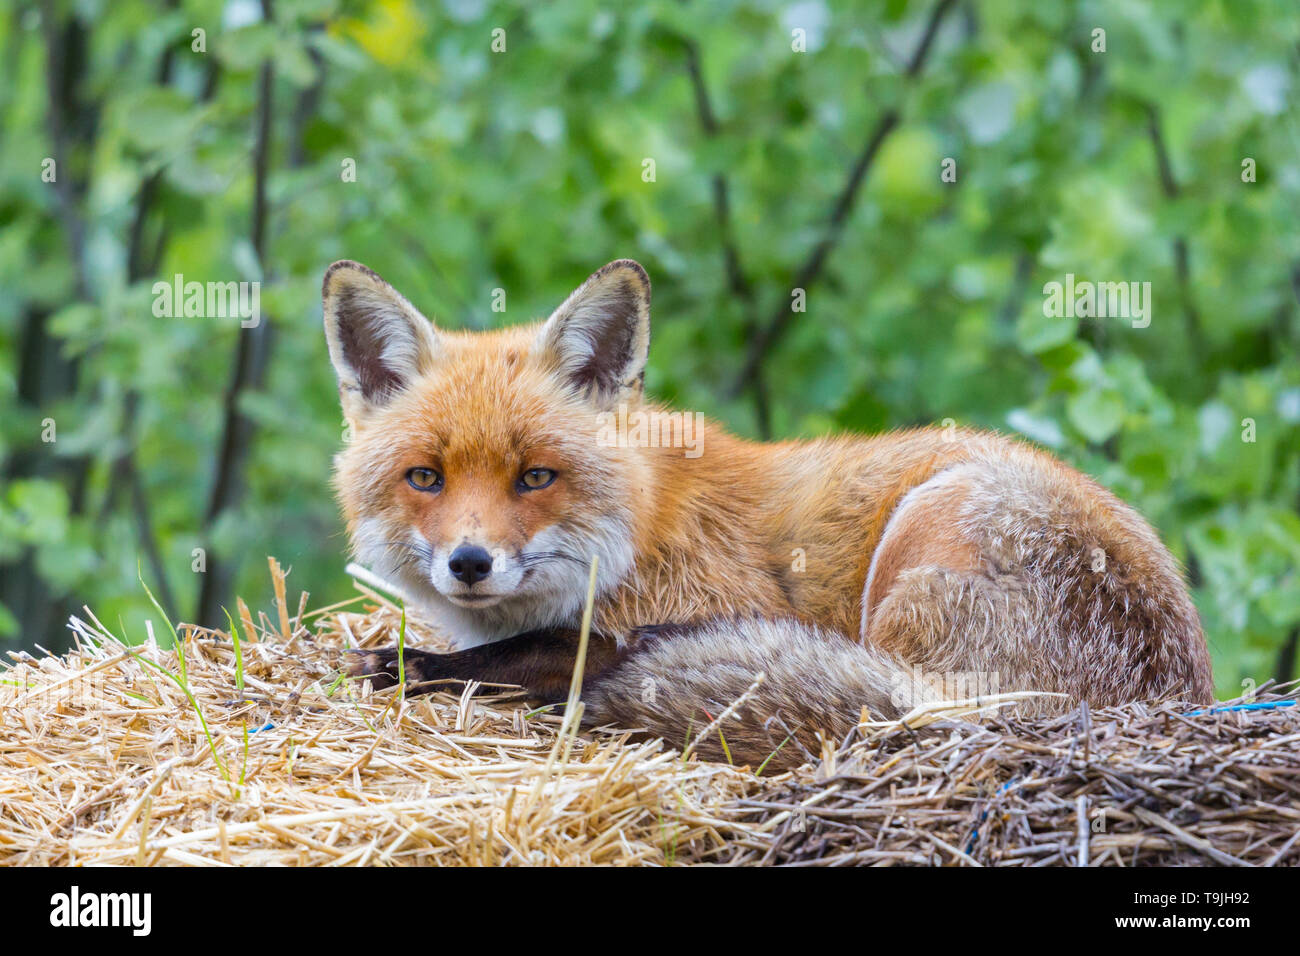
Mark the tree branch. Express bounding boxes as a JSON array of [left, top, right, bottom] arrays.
[[1143, 102, 1205, 357], [3, 3, 104, 651], [681, 35, 753, 303], [98, 7, 202, 626], [679, 33, 773, 434], [196, 1, 276, 628], [39, 0, 96, 300], [728, 0, 958, 397]]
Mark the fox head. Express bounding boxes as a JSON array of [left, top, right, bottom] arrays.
[[322, 259, 652, 646]]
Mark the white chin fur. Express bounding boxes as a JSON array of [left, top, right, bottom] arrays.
[[444, 593, 506, 609]]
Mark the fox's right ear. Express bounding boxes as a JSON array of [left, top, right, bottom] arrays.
[[322, 260, 440, 420]]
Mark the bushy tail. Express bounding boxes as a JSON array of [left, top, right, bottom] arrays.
[[582, 619, 941, 770]]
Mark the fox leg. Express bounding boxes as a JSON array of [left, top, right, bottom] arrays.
[[347, 628, 626, 702], [860, 461, 1213, 712], [347, 625, 711, 703]]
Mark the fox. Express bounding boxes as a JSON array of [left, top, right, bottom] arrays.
[[324, 257, 1214, 769]]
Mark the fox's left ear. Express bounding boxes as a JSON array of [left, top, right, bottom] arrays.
[[536, 259, 650, 405]]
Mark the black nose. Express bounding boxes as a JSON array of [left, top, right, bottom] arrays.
[[448, 545, 493, 585]]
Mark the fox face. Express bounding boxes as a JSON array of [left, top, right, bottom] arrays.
[[323, 259, 653, 647]]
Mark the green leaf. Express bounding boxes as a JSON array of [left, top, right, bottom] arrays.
[[1067, 389, 1126, 445]]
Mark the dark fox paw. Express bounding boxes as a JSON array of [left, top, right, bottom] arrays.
[[345, 646, 412, 691]]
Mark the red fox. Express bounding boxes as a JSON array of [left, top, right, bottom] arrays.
[[324, 258, 1213, 768]]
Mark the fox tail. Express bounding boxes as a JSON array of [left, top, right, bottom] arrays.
[[583, 618, 942, 770]]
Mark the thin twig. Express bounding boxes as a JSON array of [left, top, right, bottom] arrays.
[[728, 0, 959, 396]]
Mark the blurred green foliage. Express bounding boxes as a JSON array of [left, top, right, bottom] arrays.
[[1, 0, 1297, 697]]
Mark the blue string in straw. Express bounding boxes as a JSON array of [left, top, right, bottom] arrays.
[[1183, 700, 1297, 716]]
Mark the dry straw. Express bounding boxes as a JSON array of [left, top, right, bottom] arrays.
[[720, 688, 1300, 866], [1, 559, 1296, 866], [0, 560, 761, 866]]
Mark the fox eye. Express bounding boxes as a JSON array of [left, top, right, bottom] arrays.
[[406, 467, 444, 492], [519, 468, 557, 491]]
